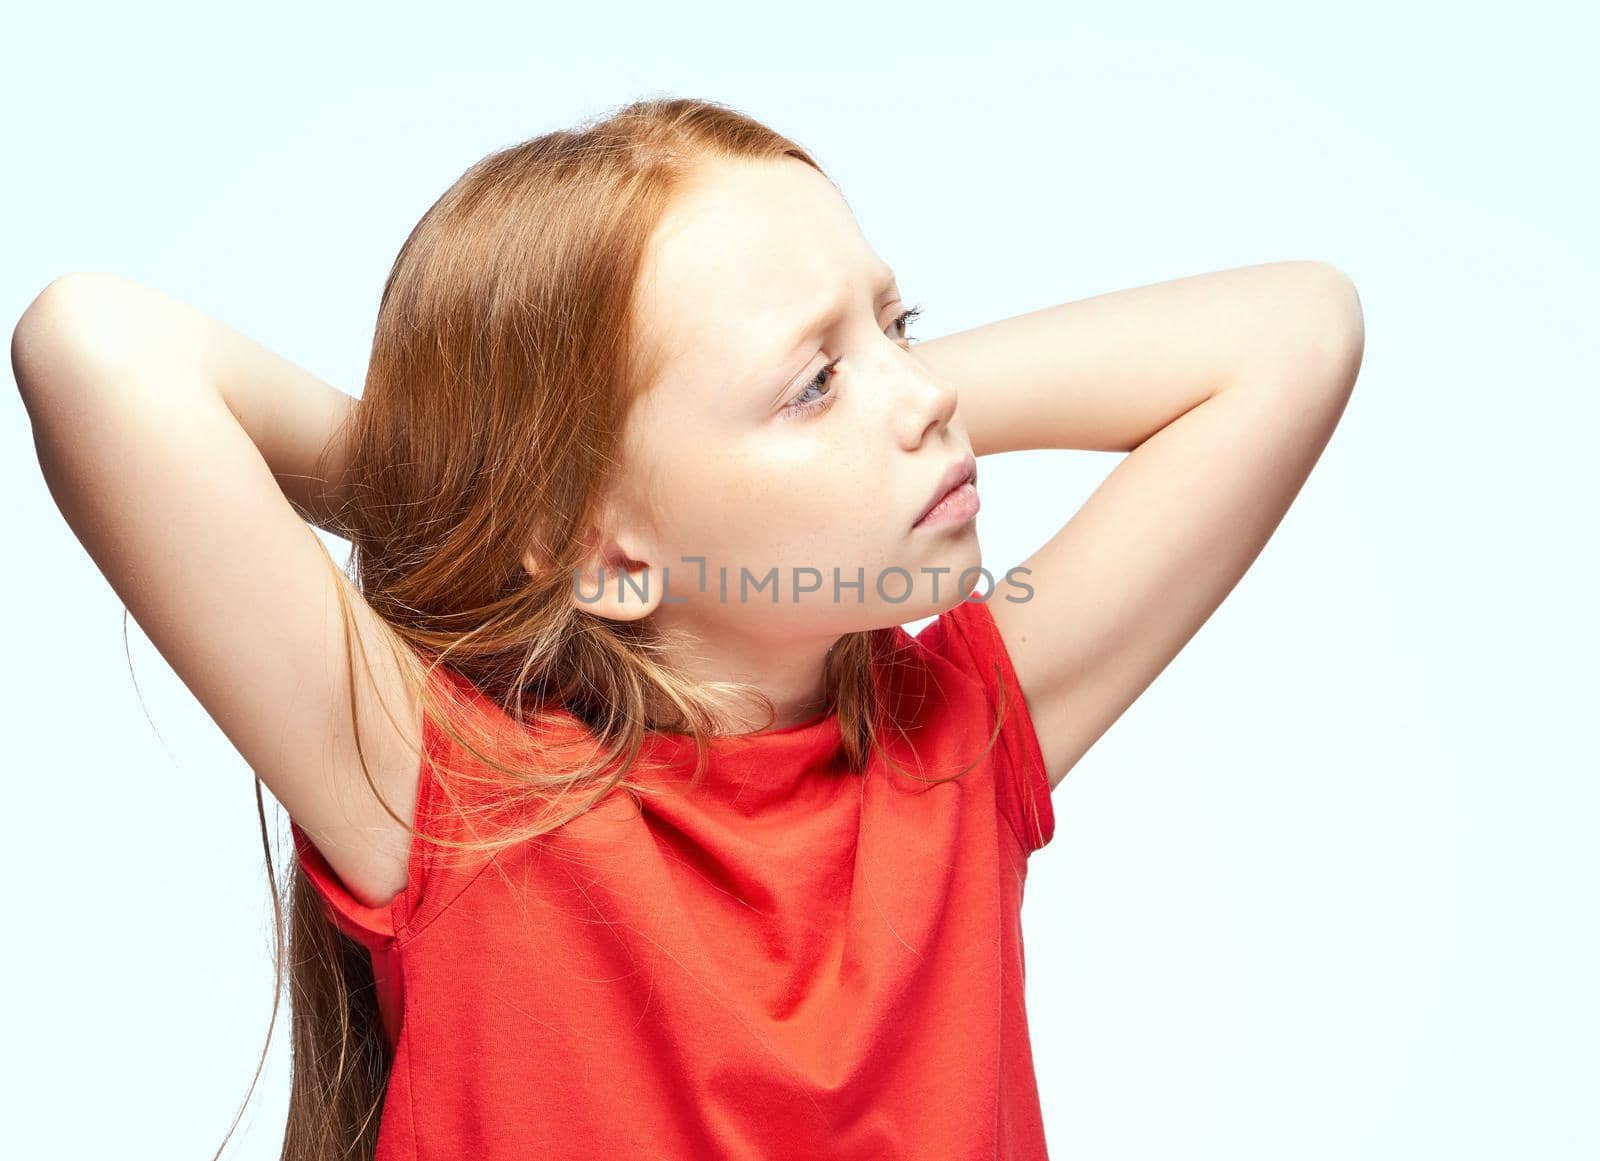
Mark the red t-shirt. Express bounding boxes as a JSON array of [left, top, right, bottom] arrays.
[[291, 593, 1056, 1159]]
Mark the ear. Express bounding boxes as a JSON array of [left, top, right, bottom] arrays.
[[567, 533, 664, 623], [521, 513, 665, 623]]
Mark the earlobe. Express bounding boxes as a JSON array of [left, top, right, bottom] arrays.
[[568, 559, 660, 623]]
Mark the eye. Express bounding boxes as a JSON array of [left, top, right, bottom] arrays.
[[891, 304, 922, 343], [779, 304, 923, 419]]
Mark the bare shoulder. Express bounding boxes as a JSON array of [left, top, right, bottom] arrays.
[[287, 589, 429, 909]]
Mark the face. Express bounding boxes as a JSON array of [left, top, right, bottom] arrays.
[[593, 156, 983, 662]]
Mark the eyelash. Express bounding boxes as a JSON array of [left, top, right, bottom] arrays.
[[781, 304, 923, 418]]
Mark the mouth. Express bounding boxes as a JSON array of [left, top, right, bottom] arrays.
[[912, 452, 979, 530]]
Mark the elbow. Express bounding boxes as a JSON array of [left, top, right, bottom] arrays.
[[11, 277, 74, 398], [1293, 261, 1366, 397], [12, 272, 130, 399]]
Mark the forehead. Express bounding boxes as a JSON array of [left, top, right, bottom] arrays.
[[633, 158, 880, 384]]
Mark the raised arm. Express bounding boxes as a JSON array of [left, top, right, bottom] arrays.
[[911, 260, 1365, 788], [13, 272, 424, 907]]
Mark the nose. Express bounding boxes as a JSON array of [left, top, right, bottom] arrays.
[[893, 351, 959, 450]]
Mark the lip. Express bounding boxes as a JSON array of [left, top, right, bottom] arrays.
[[912, 452, 979, 529]]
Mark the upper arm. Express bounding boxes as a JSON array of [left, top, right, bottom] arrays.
[[14, 277, 423, 909], [985, 308, 1363, 791]]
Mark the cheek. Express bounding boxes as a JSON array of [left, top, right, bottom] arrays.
[[652, 402, 900, 543], [752, 450, 894, 562], [735, 441, 859, 520], [649, 457, 761, 554], [669, 447, 856, 559]]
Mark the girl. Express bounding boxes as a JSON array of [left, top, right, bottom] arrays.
[[15, 97, 1364, 1160]]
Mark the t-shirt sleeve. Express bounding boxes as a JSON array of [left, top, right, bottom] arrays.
[[915, 592, 1057, 855], [290, 819, 407, 951]]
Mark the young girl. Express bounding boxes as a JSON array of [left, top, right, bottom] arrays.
[[15, 97, 1364, 1160]]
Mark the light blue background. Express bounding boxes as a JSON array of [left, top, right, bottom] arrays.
[[4, 1, 1595, 1156]]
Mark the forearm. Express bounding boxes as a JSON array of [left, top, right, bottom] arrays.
[[912, 260, 1365, 456], [14, 272, 358, 534]]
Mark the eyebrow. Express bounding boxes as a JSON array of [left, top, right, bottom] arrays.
[[761, 264, 901, 390]]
